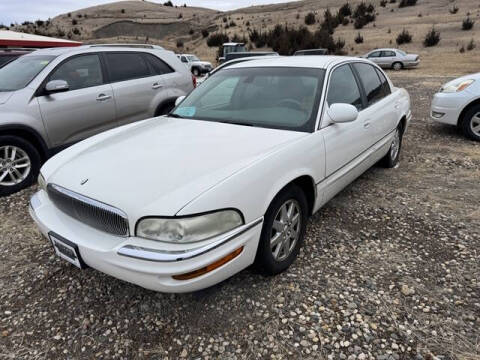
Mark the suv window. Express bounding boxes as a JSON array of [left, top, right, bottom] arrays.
[[105, 52, 151, 82], [368, 51, 381, 58], [382, 51, 396, 57], [50, 54, 104, 91], [353, 63, 384, 106], [327, 64, 363, 110], [375, 68, 391, 97], [143, 54, 174, 75]]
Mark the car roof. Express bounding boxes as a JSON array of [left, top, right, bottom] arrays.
[[25, 44, 167, 57], [228, 55, 365, 70], [369, 48, 399, 52]]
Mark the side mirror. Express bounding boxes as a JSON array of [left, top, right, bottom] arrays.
[[175, 96, 186, 106], [328, 103, 358, 124], [45, 80, 69, 94]]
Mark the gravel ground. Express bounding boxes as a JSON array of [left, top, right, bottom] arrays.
[[1, 75, 479, 360]]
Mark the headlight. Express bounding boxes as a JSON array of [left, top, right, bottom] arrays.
[[136, 209, 244, 243], [37, 173, 46, 191], [441, 79, 475, 93]]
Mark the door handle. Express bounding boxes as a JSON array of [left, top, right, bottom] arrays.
[[152, 83, 163, 89], [363, 120, 371, 129], [96, 94, 111, 101]]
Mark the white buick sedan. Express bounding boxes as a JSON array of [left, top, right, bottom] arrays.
[[30, 57, 411, 293]]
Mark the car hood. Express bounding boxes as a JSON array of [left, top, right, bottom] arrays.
[[46, 118, 307, 219], [0, 91, 14, 105]]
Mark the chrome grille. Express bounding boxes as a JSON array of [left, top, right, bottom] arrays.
[[47, 184, 129, 236]]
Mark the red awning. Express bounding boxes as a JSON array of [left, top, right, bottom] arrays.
[[0, 30, 82, 48]]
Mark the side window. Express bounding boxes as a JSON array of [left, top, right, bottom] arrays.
[[144, 54, 174, 75], [353, 63, 384, 106], [368, 51, 381, 58], [382, 51, 395, 57], [180, 56, 188, 63], [49, 54, 103, 91], [105, 53, 151, 82], [375, 68, 391, 97], [327, 64, 363, 110]]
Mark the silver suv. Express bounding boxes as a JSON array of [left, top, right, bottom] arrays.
[[0, 45, 194, 196]]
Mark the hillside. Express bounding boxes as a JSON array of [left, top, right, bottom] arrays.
[[9, 0, 480, 76]]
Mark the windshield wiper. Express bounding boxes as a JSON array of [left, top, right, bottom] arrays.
[[218, 120, 254, 127], [168, 113, 185, 119]]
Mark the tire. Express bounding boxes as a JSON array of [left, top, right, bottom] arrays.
[[381, 124, 403, 168], [155, 101, 175, 116], [255, 184, 308, 275], [392, 62, 403, 71], [0, 136, 41, 197], [459, 104, 480, 142], [192, 68, 200, 76]]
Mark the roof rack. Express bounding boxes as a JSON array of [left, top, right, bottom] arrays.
[[87, 44, 164, 50]]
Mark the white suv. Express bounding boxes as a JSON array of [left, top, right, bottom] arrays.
[[0, 45, 194, 196]]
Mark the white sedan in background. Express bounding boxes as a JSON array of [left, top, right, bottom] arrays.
[[431, 73, 480, 141], [30, 56, 411, 293]]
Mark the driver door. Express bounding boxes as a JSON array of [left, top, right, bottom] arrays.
[[37, 54, 116, 147]]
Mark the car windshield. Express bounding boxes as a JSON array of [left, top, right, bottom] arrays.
[[397, 50, 406, 56], [0, 55, 55, 91], [187, 55, 200, 62], [172, 67, 325, 132]]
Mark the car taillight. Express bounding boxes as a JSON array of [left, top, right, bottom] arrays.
[[192, 75, 197, 88]]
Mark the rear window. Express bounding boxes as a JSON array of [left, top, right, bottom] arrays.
[[105, 52, 151, 82], [143, 54, 174, 75], [353, 63, 384, 106]]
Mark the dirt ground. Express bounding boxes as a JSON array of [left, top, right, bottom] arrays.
[[0, 71, 479, 360]]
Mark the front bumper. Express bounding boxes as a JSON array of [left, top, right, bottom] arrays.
[[430, 92, 465, 125], [29, 190, 263, 293], [404, 60, 420, 68]]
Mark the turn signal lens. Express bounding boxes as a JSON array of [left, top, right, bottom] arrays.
[[172, 247, 243, 280]]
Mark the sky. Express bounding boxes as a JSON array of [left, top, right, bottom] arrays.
[[0, 0, 293, 26]]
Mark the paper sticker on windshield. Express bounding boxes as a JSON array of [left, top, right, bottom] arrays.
[[176, 107, 196, 117], [40, 61, 50, 65]]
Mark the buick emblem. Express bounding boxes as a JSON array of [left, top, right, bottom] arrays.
[[80, 179, 89, 185]]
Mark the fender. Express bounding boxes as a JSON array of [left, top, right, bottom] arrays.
[[0, 123, 49, 158]]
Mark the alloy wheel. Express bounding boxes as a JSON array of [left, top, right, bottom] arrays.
[[470, 112, 480, 137], [0, 145, 31, 186], [270, 199, 302, 262], [390, 129, 401, 161]]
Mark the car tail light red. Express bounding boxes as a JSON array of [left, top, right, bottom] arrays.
[[192, 74, 197, 88]]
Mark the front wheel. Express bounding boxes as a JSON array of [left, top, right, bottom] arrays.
[[192, 68, 200, 76], [0, 136, 41, 197], [381, 126, 403, 168], [392, 62, 403, 71], [255, 185, 308, 275], [460, 105, 480, 142]]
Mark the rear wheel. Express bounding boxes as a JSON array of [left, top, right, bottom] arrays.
[[460, 105, 480, 142], [381, 125, 403, 168], [392, 62, 403, 71], [192, 68, 200, 76], [0, 136, 41, 196], [255, 185, 308, 275]]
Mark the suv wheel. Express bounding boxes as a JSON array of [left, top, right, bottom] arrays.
[[255, 185, 308, 275], [156, 102, 175, 116], [460, 104, 480, 141], [0, 136, 41, 196], [192, 68, 200, 76], [392, 62, 403, 71]]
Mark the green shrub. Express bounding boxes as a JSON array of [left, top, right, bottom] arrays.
[[462, 17, 474, 31], [305, 12, 316, 25], [424, 27, 440, 47], [396, 28, 412, 44]]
